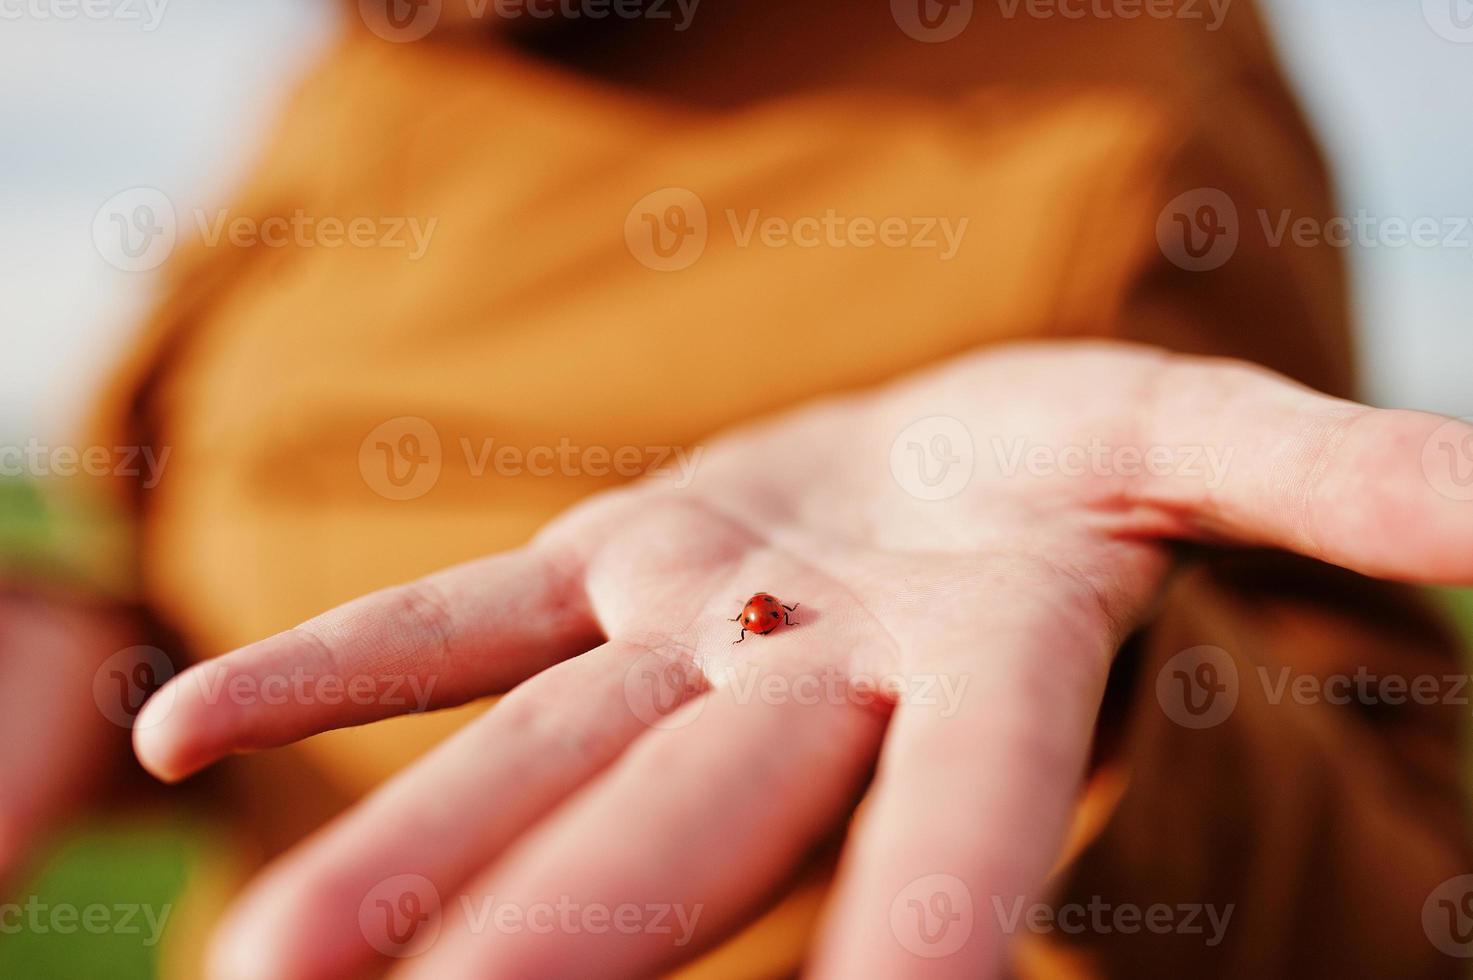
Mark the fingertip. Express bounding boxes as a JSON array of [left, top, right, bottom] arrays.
[[132, 689, 201, 784], [132, 726, 182, 784], [207, 914, 285, 980]]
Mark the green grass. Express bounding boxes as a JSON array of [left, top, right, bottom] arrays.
[[1435, 587, 1473, 643], [0, 825, 192, 980]]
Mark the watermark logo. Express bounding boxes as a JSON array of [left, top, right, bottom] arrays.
[[359, 422, 705, 500], [1422, 417, 1473, 502], [193, 209, 438, 259], [460, 437, 702, 486], [494, 0, 700, 28], [991, 436, 1233, 489], [93, 646, 175, 730], [1155, 645, 1238, 729], [890, 416, 975, 501], [0, 0, 170, 31], [1258, 665, 1473, 711], [891, 874, 973, 957], [360, 417, 443, 501], [1157, 188, 1238, 272], [360, 874, 442, 958], [993, 895, 1233, 946], [726, 209, 967, 259], [626, 187, 709, 272], [1424, 0, 1473, 43], [1260, 209, 1473, 250], [1424, 874, 1473, 956], [93, 191, 439, 271], [626, 190, 967, 269], [460, 895, 702, 943], [993, 0, 1231, 30], [622, 647, 707, 730], [0, 440, 170, 488], [93, 187, 176, 273], [1160, 191, 1473, 270], [891, 0, 973, 42], [360, 0, 700, 37], [361, 0, 442, 41], [0, 898, 172, 946], [624, 661, 969, 731]]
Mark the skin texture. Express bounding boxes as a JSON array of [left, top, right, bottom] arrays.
[[131, 341, 1473, 980]]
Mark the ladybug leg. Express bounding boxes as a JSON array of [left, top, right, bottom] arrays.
[[732, 628, 747, 645], [782, 603, 799, 611], [783, 611, 799, 626], [727, 616, 741, 622]]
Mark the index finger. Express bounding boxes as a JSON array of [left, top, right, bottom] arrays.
[[133, 544, 599, 783]]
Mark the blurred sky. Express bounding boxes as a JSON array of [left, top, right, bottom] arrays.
[[0, 0, 1468, 443]]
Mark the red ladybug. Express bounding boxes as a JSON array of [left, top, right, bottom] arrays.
[[730, 593, 799, 644]]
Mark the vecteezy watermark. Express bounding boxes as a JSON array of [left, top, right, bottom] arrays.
[[726, 209, 968, 261], [1258, 666, 1473, 712], [624, 187, 709, 272], [1158, 188, 1473, 272], [93, 648, 438, 730], [359, 0, 700, 42], [1157, 644, 1473, 730], [1424, 874, 1473, 957], [491, 0, 699, 29], [1155, 645, 1239, 730], [993, 895, 1234, 946], [0, 0, 169, 30], [1421, 416, 1473, 502], [889, 416, 976, 501], [192, 209, 437, 260], [92, 188, 439, 272], [459, 437, 701, 484], [1257, 209, 1473, 251], [993, 0, 1231, 30], [991, 436, 1234, 489], [359, 416, 705, 501], [622, 645, 707, 730], [891, 0, 1230, 42], [460, 896, 702, 945], [1156, 188, 1240, 272], [360, 874, 441, 958], [189, 668, 436, 713], [622, 658, 971, 730], [0, 898, 173, 947], [358, 875, 703, 958], [891, 0, 973, 41], [1423, 0, 1473, 43], [891, 874, 974, 958], [0, 440, 170, 488], [360, 417, 443, 502], [92, 188, 177, 273], [92, 646, 175, 730], [624, 188, 969, 271]]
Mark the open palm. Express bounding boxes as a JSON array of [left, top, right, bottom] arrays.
[[134, 341, 1473, 979]]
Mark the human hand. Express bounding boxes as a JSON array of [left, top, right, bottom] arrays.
[[133, 341, 1473, 979]]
